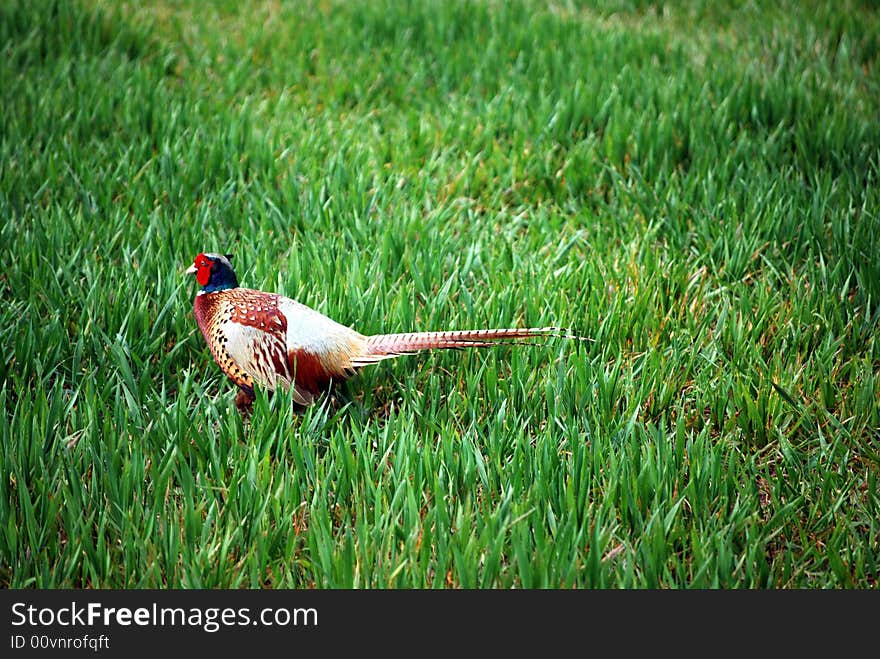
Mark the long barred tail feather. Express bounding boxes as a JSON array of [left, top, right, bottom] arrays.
[[350, 327, 587, 367]]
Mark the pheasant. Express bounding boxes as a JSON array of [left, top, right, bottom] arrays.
[[185, 252, 572, 412]]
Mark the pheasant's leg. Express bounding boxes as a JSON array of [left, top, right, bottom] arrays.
[[234, 388, 255, 415]]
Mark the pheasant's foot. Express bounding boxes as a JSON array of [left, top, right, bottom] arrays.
[[234, 389, 255, 416]]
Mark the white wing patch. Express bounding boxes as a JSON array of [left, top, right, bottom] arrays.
[[277, 297, 366, 364]]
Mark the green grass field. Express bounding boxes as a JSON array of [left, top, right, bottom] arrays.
[[2, 0, 878, 588]]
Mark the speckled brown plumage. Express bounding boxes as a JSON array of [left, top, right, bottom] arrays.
[[193, 291, 256, 398]]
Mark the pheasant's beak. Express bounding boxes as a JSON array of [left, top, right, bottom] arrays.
[[184, 264, 197, 276]]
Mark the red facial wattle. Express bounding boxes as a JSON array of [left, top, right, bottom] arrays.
[[191, 254, 213, 286], [196, 262, 211, 286]]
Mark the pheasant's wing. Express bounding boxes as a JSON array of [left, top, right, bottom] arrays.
[[218, 291, 367, 404], [220, 320, 318, 405]]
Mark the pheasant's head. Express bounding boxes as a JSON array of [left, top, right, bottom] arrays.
[[185, 253, 238, 292]]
